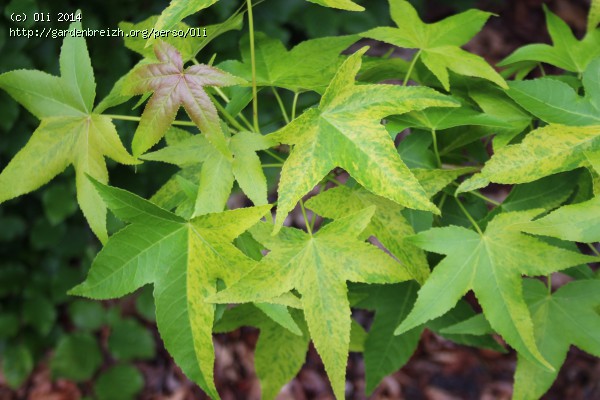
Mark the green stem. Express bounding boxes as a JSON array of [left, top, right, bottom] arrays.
[[455, 196, 483, 235], [262, 163, 283, 168], [271, 87, 290, 124], [206, 92, 246, 132], [403, 49, 421, 86], [538, 63, 546, 77], [299, 199, 313, 236], [246, 0, 260, 133], [264, 149, 286, 163], [212, 86, 254, 131], [588, 243, 600, 257], [431, 128, 441, 167], [450, 183, 501, 206], [105, 114, 196, 127], [291, 92, 299, 120]]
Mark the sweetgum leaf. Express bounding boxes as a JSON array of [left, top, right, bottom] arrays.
[[124, 41, 244, 157], [219, 33, 358, 93], [499, 5, 600, 73], [457, 124, 600, 194], [506, 57, 600, 126], [122, 14, 243, 62], [0, 20, 136, 242], [514, 279, 600, 400], [306, 185, 430, 284], [214, 305, 310, 399], [70, 178, 271, 399], [395, 210, 597, 370], [142, 130, 274, 215], [521, 196, 600, 243], [146, 0, 219, 47], [361, 0, 506, 90], [268, 47, 458, 232], [209, 207, 414, 399]]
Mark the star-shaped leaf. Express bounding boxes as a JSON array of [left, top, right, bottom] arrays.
[[513, 279, 600, 400], [69, 178, 272, 399], [142, 129, 274, 216], [0, 21, 136, 243], [209, 207, 414, 398], [499, 5, 600, 74], [268, 47, 458, 232], [219, 33, 358, 93], [395, 210, 596, 370], [124, 41, 245, 157], [361, 0, 506, 90], [306, 185, 430, 284], [506, 57, 600, 126]]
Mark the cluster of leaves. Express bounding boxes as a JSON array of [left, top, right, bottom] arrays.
[[2, 0, 600, 399]]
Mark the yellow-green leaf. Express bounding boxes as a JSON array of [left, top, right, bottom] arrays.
[[268, 47, 458, 232], [209, 207, 414, 399]]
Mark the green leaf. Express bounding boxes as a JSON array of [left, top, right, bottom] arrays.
[[590, 0, 600, 32], [219, 33, 358, 93], [68, 300, 105, 331], [521, 196, 600, 243], [22, 294, 57, 336], [108, 318, 156, 360], [214, 305, 310, 399], [143, 130, 273, 215], [51, 333, 102, 382], [467, 84, 531, 148], [94, 364, 144, 400], [60, 20, 95, 113], [506, 58, 600, 126], [426, 300, 505, 352], [210, 207, 413, 399], [124, 41, 244, 157], [42, 183, 78, 225], [268, 48, 458, 232], [2, 344, 33, 388], [499, 5, 600, 73], [395, 210, 596, 370], [361, 0, 505, 90], [136, 287, 156, 322], [351, 282, 422, 394], [440, 313, 493, 336], [147, 0, 219, 47], [307, 0, 364, 11], [306, 185, 430, 284], [388, 105, 512, 132], [122, 13, 243, 62], [0, 23, 137, 243], [514, 279, 600, 400], [70, 179, 271, 399]]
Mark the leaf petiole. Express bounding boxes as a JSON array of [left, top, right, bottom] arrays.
[[454, 196, 483, 235]]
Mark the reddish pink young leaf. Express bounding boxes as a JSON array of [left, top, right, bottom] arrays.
[[126, 41, 244, 157]]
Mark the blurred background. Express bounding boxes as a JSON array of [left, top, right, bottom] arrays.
[[0, 0, 598, 399]]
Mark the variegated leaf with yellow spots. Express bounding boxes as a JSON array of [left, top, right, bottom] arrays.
[[209, 207, 413, 399], [268, 47, 458, 232], [69, 179, 274, 400]]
